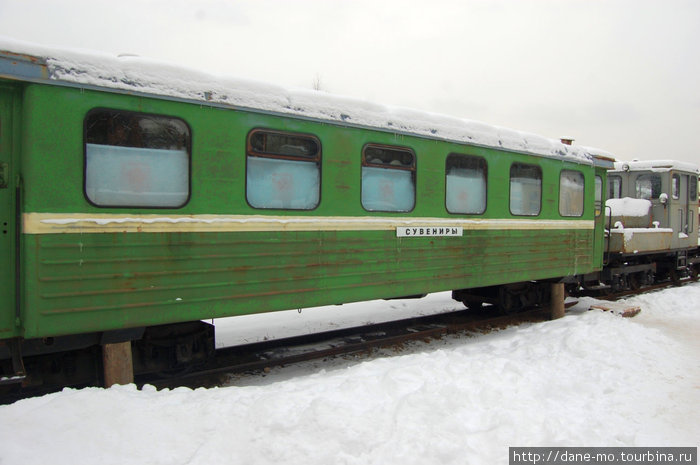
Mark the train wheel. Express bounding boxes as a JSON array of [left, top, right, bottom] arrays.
[[628, 273, 641, 291], [643, 270, 655, 287], [691, 266, 699, 282], [669, 269, 681, 286], [498, 287, 520, 314]]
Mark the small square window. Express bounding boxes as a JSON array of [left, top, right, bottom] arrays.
[[672, 174, 681, 200], [635, 174, 662, 200], [594, 176, 603, 217], [361, 144, 415, 212], [445, 154, 486, 215], [84, 109, 190, 208], [510, 163, 542, 216], [246, 129, 321, 210], [608, 175, 622, 199], [559, 170, 584, 217]]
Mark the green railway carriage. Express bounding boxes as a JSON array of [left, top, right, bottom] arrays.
[[0, 41, 611, 386]]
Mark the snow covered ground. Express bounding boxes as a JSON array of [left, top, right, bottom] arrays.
[[1, 284, 698, 465]]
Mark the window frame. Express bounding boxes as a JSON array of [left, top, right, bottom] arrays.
[[83, 108, 192, 209], [683, 174, 694, 234], [246, 128, 322, 163], [444, 153, 487, 215], [672, 174, 680, 200], [509, 162, 542, 217], [607, 175, 622, 200], [594, 175, 603, 217], [360, 143, 416, 213], [245, 128, 322, 211], [558, 169, 585, 217]]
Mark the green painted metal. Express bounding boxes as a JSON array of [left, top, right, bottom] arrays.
[[0, 84, 19, 340], [24, 228, 593, 338], [9, 82, 600, 340], [593, 166, 608, 269]]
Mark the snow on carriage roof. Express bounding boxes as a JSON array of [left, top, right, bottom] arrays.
[[0, 36, 609, 165], [612, 159, 700, 174]]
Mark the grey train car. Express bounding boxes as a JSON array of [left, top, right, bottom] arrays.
[[599, 160, 699, 290]]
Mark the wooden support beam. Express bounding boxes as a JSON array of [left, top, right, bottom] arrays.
[[550, 282, 565, 320], [102, 341, 134, 387], [590, 303, 642, 318]]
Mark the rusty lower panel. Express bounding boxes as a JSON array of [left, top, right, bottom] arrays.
[[607, 229, 672, 254], [21, 228, 594, 339]]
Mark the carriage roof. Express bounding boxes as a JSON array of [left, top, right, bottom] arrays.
[[612, 160, 700, 174], [0, 36, 611, 166]]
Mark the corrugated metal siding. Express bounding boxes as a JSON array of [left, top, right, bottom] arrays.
[[22, 228, 592, 338]]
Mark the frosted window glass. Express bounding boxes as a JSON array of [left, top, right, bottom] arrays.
[[608, 176, 622, 199], [635, 174, 662, 200], [85, 144, 189, 207], [510, 164, 541, 216], [361, 166, 415, 212], [446, 168, 486, 214], [672, 175, 680, 199], [559, 170, 584, 217], [247, 156, 320, 209]]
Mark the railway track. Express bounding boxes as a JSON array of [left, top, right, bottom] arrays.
[[0, 302, 556, 404], [4, 277, 696, 403], [141, 304, 558, 391], [580, 275, 699, 301], [147, 277, 700, 391]]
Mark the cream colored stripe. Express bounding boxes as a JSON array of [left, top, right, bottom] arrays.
[[22, 213, 594, 235], [22, 213, 593, 234]]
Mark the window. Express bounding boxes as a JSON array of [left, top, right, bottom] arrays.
[[361, 144, 415, 212], [690, 176, 698, 234], [594, 176, 603, 217], [672, 174, 680, 199], [85, 109, 190, 208], [684, 174, 694, 234], [246, 129, 321, 210], [510, 163, 541, 216], [635, 174, 662, 200], [608, 175, 622, 199], [445, 154, 486, 215], [559, 170, 584, 217]]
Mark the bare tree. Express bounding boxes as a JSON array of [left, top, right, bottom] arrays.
[[312, 73, 323, 91]]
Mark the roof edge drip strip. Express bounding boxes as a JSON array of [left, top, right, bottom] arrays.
[[0, 51, 48, 81]]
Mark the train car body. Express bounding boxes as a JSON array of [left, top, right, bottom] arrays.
[[600, 160, 700, 289], [0, 39, 611, 387]]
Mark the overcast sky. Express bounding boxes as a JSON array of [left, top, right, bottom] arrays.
[[1, 0, 698, 164]]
